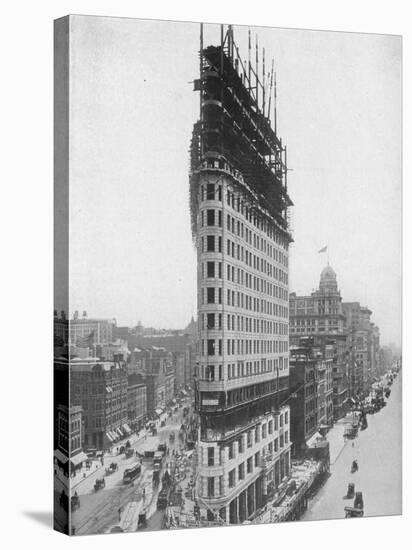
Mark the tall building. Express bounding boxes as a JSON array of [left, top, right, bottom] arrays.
[[342, 302, 379, 397], [127, 374, 147, 430], [289, 265, 348, 420], [69, 357, 129, 450], [190, 27, 292, 523]]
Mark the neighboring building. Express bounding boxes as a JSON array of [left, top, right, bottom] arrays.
[[127, 374, 147, 430], [69, 357, 130, 450], [190, 30, 292, 523], [290, 265, 348, 420], [165, 370, 175, 405], [96, 340, 129, 362], [126, 322, 197, 387], [69, 311, 116, 346], [289, 338, 334, 456], [289, 341, 318, 455], [342, 302, 379, 398], [55, 404, 87, 474], [342, 302, 365, 398], [131, 347, 174, 414]]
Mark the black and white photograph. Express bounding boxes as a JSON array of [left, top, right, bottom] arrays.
[[52, 15, 402, 536]]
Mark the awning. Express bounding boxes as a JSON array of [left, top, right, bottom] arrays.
[[116, 428, 124, 438], [122, 423, 132, 435], [54, 449, 68, 464], [306, 431, 323, 448], [106, 431, 115, 443], [70, 451, 88, 466]]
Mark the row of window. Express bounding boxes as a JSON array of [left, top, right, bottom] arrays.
[[201, 338, 289, 357], [203, 436, 290, 497], [201, 286, 289, 321], [201, 312, 287, 337], [199, 183, 289, 251], [201, 207, 288, 266], [201, 260, 288, 303], [200, 235, 288, 287], [199, 357, 289, 381]]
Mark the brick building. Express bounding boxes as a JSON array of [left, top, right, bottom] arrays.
[[69, 357, 129, 450]]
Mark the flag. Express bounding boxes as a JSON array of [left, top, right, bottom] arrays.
[[318, 246, 328, 253]]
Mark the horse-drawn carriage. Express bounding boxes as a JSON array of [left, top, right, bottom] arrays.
[[94, 478, 106, 491], [344, 491, 364, 518], [105, 462, 119, 475]]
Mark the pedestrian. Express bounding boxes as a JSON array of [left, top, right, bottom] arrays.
[[118, 507, 121, 521]]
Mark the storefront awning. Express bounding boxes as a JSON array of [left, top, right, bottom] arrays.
[[54, 449, 68, 464], [116, 427, 124, 438], [106, 431, 115, 443], [122, 423, 132, 435], [70, 451, 88, 466], [306, 431, 323, 448]]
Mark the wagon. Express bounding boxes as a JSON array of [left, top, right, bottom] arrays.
[[94, 478, 106, 491], [344, 506, 364, 518]]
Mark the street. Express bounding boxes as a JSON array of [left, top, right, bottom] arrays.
[[301, 371, 402, 521], [69, 400, 193, 535]]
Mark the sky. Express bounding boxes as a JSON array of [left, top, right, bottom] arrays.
[[62, 16, 401, 346]]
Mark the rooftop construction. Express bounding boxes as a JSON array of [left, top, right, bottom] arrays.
[[190, 24, 293, 242]]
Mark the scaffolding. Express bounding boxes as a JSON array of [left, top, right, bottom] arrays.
[[190, 24, 293, 242]]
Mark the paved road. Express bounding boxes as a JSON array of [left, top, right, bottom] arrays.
[[301, 371, 402, 521], [71, 402, 193, 535]]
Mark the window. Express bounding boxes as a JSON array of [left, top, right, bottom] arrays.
[[268, 420, 273, 434], [207, 313, 215, 329], [254, 452, 260, 467], [229, 469, 235, 488], [207, 184, 215, 200], [207, 477, 214, 497], [207, 209, 215, 226], [207, 287, 215, 304], [228, 443, 234, 460], [262, 424, 267, 438], [238, 437, 244, 453], [208, 447, 215, 466], [207, 340, 215, 356], [238, 463, 245, 480], [247, 457, 253, 474], [207, 262, 215, 278], [207, 235, 215, 252], [247, 431, 252, 448]]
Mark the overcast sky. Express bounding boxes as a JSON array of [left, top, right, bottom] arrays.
[[63, 16, 401, 346]]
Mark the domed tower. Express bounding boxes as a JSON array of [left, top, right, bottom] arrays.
[[319, 264, 338, 293]]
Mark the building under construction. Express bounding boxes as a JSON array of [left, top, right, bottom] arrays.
[[190, 25, 293, 524]]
